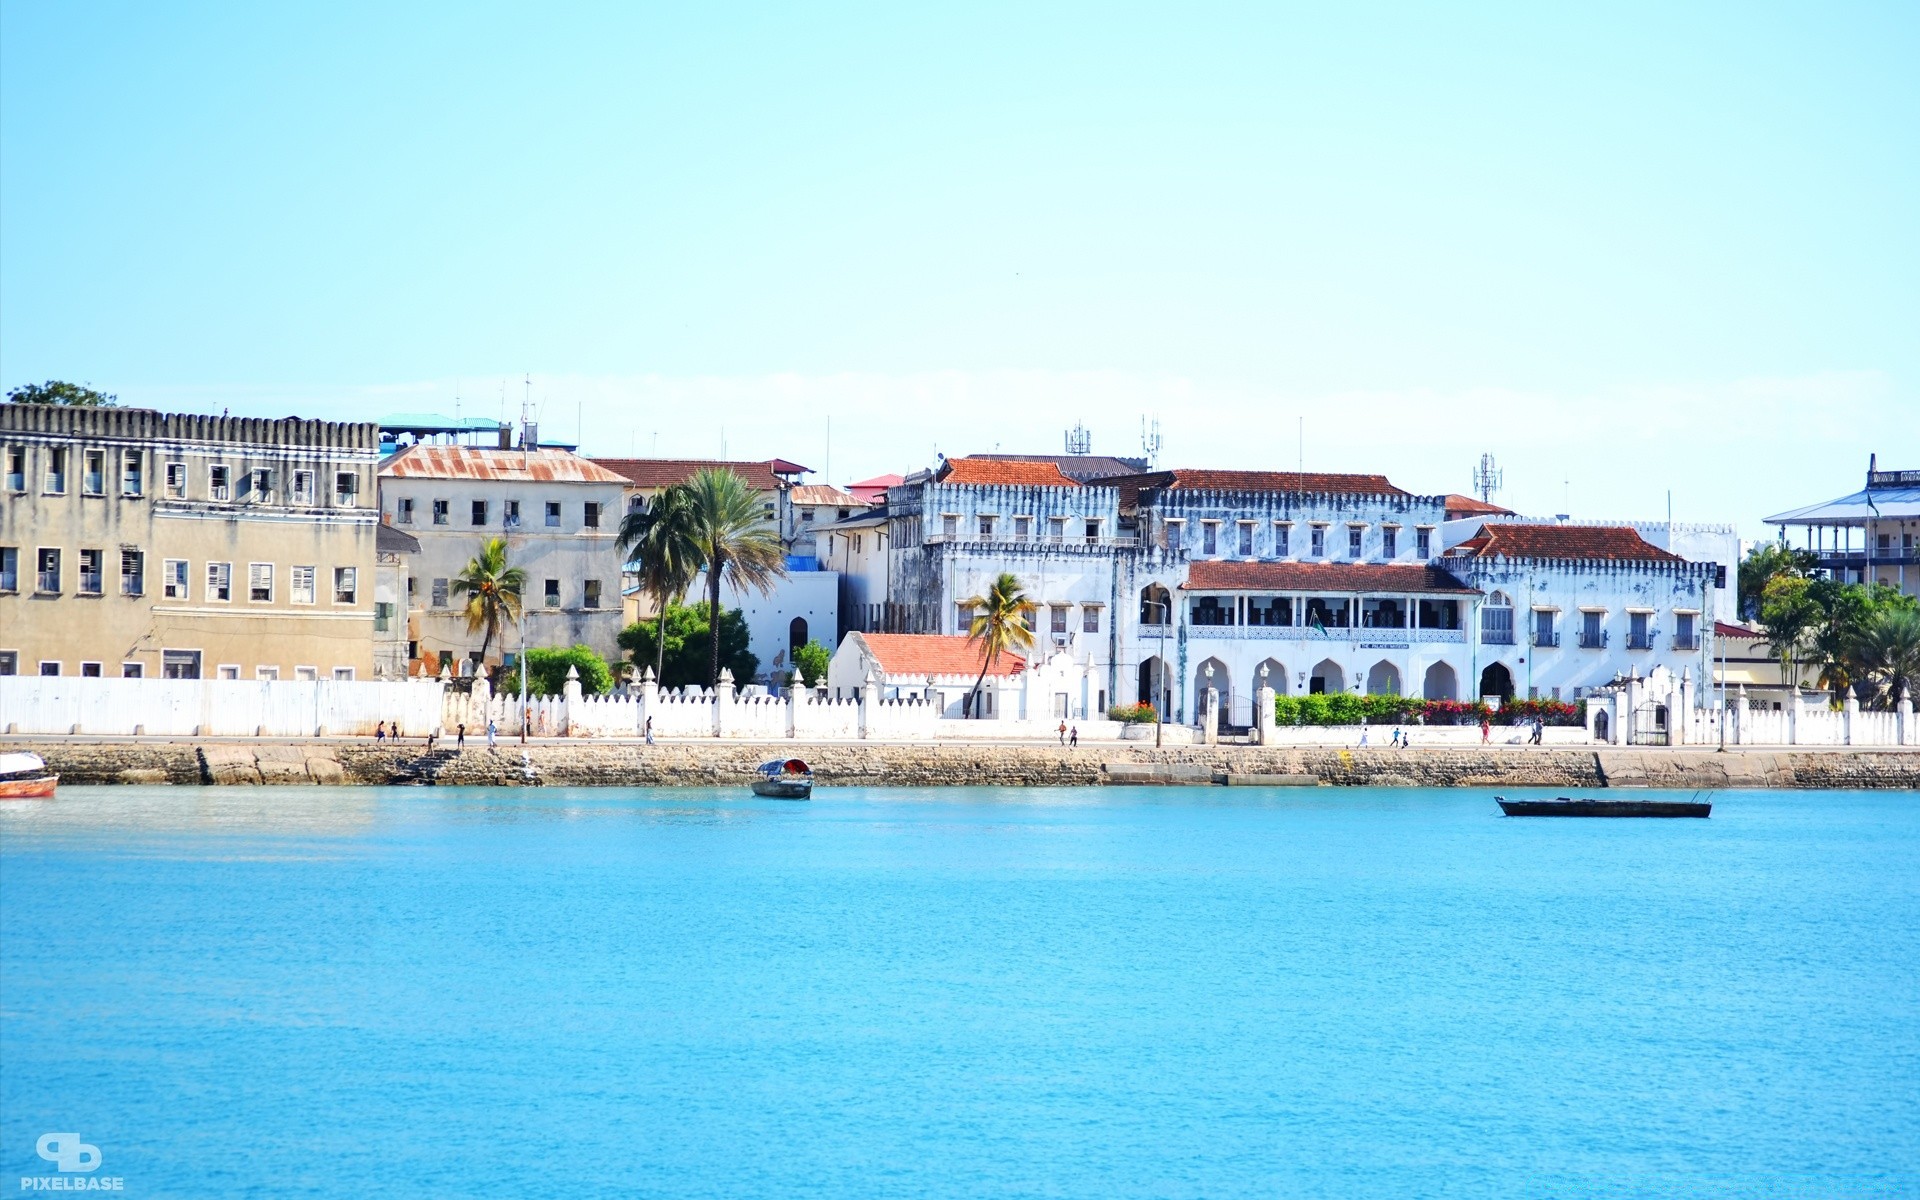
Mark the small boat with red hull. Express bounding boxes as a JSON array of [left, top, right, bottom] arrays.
[[1497, 795, 1710, 818], [0, 752, 58, 800], [751, 759, 813, 800]]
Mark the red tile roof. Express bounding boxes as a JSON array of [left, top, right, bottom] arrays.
[[1109, 469, 1408, 506], [380, 445, 629, 483], [591, 458, 786, 491], [1445, 523, 1685, 563], [1716, 621, 1766, 640], [1183, 561, 1477, 594], [856, 633, 1027, 678], [1443, 493, 1514, 517], [935, 458, 1081, 486]]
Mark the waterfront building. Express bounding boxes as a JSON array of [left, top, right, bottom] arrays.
[[0, 403, 379, 680], [825, 631, 1028, 716], [377, 443, 628, 670], [1439, 522, 1720, 703], [1764, 455, 1920, 598], [816, 504, 892, 640], [784, 484, 868, 551], [372, 523, 420, 680], [862, 455, 1727, 727], [847, 473, 904, 505]]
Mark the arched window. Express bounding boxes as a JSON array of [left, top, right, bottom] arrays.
[[1140, 584, 1172, 625], [789, 617, 808, 657], [1481, 591, 1514, 644]]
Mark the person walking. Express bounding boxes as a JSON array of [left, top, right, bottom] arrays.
[[1479, 716, 1491, 744], [486, 719, 497, 751], [1359, 723, 1370, 748], [1069, 725, 1078, 748], [375, 721, 386, 744], [644, 715, 655, 746], [1057, 720, 1068, 745], [456, 723, 466, 751]]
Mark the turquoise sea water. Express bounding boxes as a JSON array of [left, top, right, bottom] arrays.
[[2, 784, 1917, 1198]]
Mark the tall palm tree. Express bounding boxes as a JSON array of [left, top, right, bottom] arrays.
[[682, 467, 787, 688], [1852, 607, 1920, 710], [961, 572, 1036, 718], [618, 485, 702, 684], [450, 537, 525, 669]]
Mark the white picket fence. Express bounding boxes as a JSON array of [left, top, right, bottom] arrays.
[[1674, 699, 1914, 747], [0, 675, 444, 738]]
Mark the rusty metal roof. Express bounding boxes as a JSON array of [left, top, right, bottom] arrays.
[[591, 458, 789, 491], [379, 445, 629, 484]]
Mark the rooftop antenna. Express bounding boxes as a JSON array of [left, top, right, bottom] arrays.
[[521, 375, 533, 468], [1472, 453, 1504, 504], [1065, 420, 1092, 456], [1297, 416, 1303, 474], [1140, 416, 1163, 469]]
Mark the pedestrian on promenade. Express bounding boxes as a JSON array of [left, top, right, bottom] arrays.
[[487, 719, 497, 751], [426, 729, 438, 753], [644, 716, 655, 746], [1480, 716, 1491, 744], [375, 722, 386, 743], [1359, 723, 1370, 748], [456, 724, 466, 751], [1057, 720, 1068, 745], [1069, 725, 1078, 747]]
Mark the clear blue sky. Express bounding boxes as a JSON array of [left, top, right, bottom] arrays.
[[4, 2, 1915, 535]]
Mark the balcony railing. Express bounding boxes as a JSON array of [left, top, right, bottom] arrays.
[[1188, 624, 1466, 644], [1813, 549, 1920, 567], [924, 533, 1141, 549], [1672, 635, 1699, 651], [1533, 631, 1560, 648], [1579, 631, 1610, 649], [1627, 630, 1659, 650], [1482, 629, 1515, 645]]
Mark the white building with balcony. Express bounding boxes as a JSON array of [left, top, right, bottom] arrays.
[[1764, 454, 1920, 598]]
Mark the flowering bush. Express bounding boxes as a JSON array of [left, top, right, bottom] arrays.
[[1107, 703, 1159, 724]]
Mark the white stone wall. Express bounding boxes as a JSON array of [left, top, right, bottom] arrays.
[[691, 567, 840, 686], [0, 675, 444, 738]]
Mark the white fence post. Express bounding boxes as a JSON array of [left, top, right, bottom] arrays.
[[1899, 688, 1913, 746], [1843, 692, 1858, 747], [715, 669, 734, 738]]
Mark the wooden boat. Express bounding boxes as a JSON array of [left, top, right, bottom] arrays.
[[751, 758, 813, 800], [1497, 795, 1710, 818], [0, 752, 58, 800]]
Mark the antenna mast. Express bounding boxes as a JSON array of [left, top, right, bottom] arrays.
[[1064, 420, 1092, 456], [1140, 416, 1163, 469], [1472, 453, 1504, 504]]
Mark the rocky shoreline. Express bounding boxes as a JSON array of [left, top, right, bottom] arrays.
[[11, 739, 1919, 790]]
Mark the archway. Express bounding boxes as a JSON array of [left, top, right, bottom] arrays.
[[1479, 662, 1514, 702], [1138, 656, 1170, 718], [1193, 657, 1231, 725], [1257, 658, 1288, 697], [1365, 660, 1401, 696], [1423, 661, 1458, 701], [1594, 710, 1610, 742], [1309, 658, 1344, 695], [1139, 583, 1172, 625], [788, 617, 808, 659]]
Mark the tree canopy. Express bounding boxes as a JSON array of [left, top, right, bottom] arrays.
[[792, 640, 831, 688], [500, 645, 615, 698], [618, 601, 759, 691], [6, 380, 118, 407], [1759, 573, 1919, 707]]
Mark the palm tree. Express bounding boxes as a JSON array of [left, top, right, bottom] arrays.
[[961, 572, 1036, 718], [618, 485, 702, 684], [682, 467, 787, 688], [1852, 607, 1920, 710], [450, 537, 526, 669]]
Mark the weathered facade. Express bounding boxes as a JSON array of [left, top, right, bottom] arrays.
[[0, 403, 379, 680], [377, 445, 628, 669]]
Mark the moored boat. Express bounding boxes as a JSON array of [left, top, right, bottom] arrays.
[[751, 759, 813, 800], [0, 752, 58, 800], [1497, 795, 1710, 818]]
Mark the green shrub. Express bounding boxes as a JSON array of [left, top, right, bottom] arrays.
[[792, 640, 832, 687], [617, 601, 759, 689], [499, 645, 615, 698], [1108, 703, 1159, 724]]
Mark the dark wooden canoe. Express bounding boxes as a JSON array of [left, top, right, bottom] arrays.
[[1497, 796, 1710, 818]]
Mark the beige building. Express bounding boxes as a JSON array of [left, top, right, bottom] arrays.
[[377, 444, 629, 671], [0, 403, 380, 680]]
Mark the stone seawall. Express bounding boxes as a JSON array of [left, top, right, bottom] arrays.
[[14, 739, 1920, 790]]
